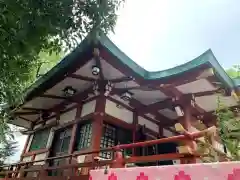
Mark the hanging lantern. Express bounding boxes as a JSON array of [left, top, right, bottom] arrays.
[[120, 91, 132, 101], [104, 81, 113, 96], [92, 65, 100, 76], [62, 86, 77, 97]]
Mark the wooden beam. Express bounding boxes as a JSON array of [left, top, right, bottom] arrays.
[[107, 96, 133, 110], [136, 98, 172, 115], [21, 107, 46, 111], [68, 104, 82, 155], [109, 76, 134, 83], [194, 88, 222, 97], [19, 116, 34, 122], [132, 111, 138, 155], [107, 95, 173, 128], [109, 88, 174, 126], [104, 114, 134, 130], [92, 95, 106, 156], [49, 86, 93, 113], [15, 111, 39, 115], [155, 113, 177, 127], [68, 74, 96, 81], [40, 94, 67, 100]]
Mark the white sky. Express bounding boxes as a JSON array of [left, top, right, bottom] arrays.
[[110, 0, 239, 70], [11, 0, 240, 162]]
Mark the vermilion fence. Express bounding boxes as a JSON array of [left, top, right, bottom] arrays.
[[0, 126, 234, 180]]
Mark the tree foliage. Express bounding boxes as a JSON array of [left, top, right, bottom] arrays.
[[0, 141, 18, 165], [226, 65, 240, 79], [215, 98, 240, 160], [0, 0, 124, 106], [0, 0, 124, 144]]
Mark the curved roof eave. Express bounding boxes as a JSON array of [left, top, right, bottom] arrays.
[[21, 34, 237, 104], [99, 35, 236, 89]]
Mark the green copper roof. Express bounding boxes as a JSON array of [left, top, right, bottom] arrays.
[[99, 35, 236, 88], [23, 34, 238, 101], [233, 78, 240, 87]]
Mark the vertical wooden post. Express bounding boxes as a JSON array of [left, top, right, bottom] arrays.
[[111, 149, 125, 168], [21, 135, 30, 157], [179, 103, 197, 164], [64, 104, 83, 176], [132, 111, 138, 156], [158, 124, 163, 138], [92, 95, 106, 158], [20, 123, 34, 159], [68, 104, 83, 156]]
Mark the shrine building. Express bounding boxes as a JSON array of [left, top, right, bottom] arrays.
[[9, 34, 240, 169]]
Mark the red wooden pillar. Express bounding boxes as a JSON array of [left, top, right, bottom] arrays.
[[68, 104, 83, 163], [132, 111, 138, 156], [158, 124, 163, 138], [92, 95, 106, 158]]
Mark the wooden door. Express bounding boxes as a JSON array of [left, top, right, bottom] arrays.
[[49, 127, 72, 176]]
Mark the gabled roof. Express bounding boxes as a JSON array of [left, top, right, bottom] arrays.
[[23, 34, 238, 103]]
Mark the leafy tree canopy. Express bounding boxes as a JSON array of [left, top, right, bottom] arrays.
[[226, 65, 240, 79], [0, 0, 123, 105], [0, 0, 124, 143], [215, 98, 240, 161], [0, 141, 18, 166]]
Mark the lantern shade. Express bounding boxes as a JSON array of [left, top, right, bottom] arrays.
[[120, 92, 132, 101], [62, 86, 77, 97], [92, 65, 100, 76]]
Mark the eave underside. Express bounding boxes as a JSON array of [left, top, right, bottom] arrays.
[[11, 35, 240, 129]]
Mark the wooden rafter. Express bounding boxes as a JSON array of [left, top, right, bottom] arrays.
[[15, 111, 39, 115], [40, 94, 67, 100], [68, 74, 96, 81], [48, 86, 93, 113], [19, 116, 33, 122], [107, 92, 172, 127], [136, 98, 172, 115], [109, 76, 134, 83], [194, 88, 222, 97], [22, 107, 47, 111]]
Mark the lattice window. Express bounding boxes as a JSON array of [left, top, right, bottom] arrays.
[[99, 123, 133, 159], [29, 128, 50, 151], [75, 122, 92, 150], [50, 127, 72, 176], [100, 123, 116, 159], [53, 127, 72, 155]]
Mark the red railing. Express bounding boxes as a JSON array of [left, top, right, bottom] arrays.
[[0, 126, 230, 180]]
